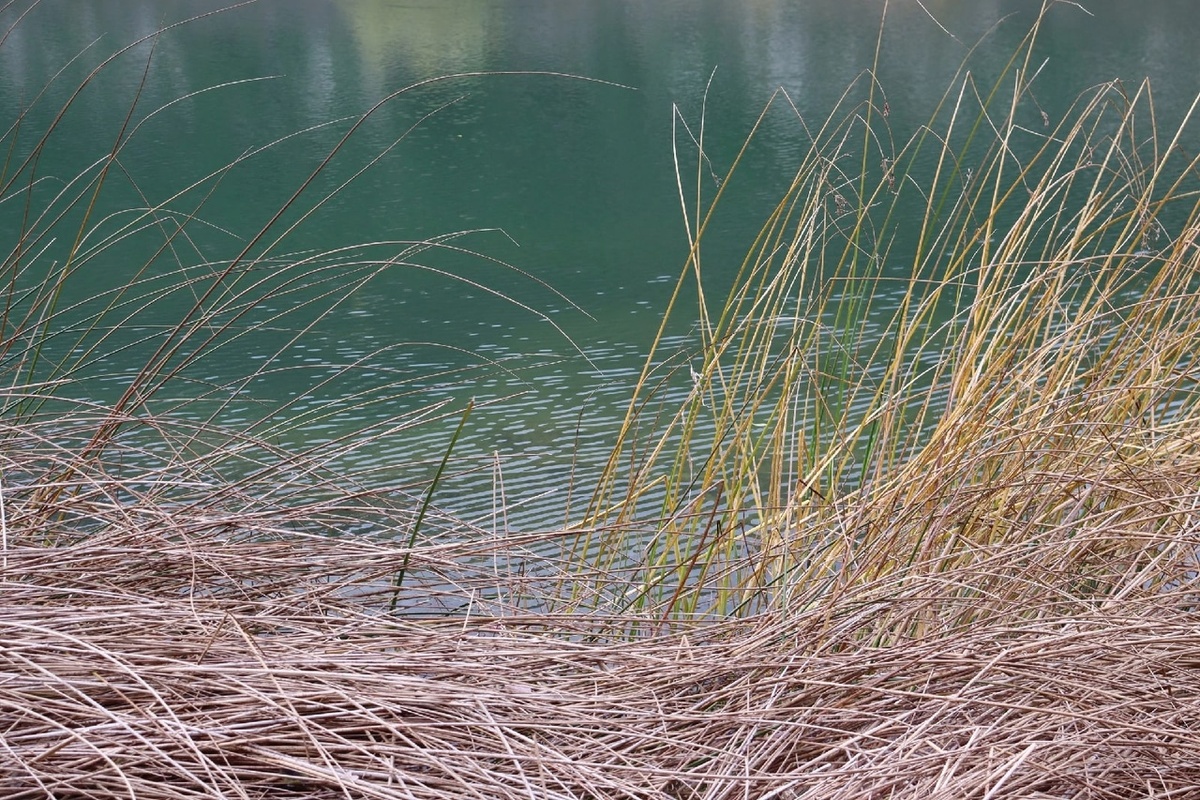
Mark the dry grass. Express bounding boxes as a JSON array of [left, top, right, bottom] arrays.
[[3, 331, 1200, 797], [6, 3, 1200, 797], [3, 513, 1200, 797]]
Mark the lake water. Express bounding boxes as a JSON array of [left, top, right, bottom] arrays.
[[3, 0, 1199, 530]]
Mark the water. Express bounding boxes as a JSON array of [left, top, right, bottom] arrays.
[[2, 0, 1199, 529]]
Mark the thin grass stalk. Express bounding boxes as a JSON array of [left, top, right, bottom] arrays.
[[391, 398, 473, 612]]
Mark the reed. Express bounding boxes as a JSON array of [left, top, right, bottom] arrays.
[[566, 8, 1200, 633], [3, 2, 1200, 797]]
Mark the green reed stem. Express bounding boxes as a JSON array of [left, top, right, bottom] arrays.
[[390, 398, 473, 613]]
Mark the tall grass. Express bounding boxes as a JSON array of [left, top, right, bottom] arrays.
[[4, 2, 1200, 797], [568, 9, 1200, 631]]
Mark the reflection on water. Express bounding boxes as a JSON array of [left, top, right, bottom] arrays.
[[343, 2, 494, 83], [2, 0, 1199, 530]]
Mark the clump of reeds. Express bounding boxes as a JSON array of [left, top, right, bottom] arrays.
[[4, 3, 1200, 797], [568, 7, 1200, 635]]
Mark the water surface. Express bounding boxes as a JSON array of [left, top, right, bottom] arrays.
[[2, 0, 1198, 528]]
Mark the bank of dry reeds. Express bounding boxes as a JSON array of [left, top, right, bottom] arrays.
[[3, 509, 1200, 797], [6, 2, 1200, 797]]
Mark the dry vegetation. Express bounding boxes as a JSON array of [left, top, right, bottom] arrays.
[[5, 3, 1200, 798], [4, 534, 1200, 797]]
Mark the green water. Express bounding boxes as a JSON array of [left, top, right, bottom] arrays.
[[3, 0, 1199, 528]]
